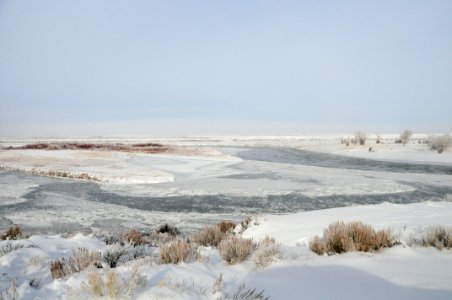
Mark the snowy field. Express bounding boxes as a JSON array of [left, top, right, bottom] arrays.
[[0, 202, 451, 299], [0, 135, 451, 299]]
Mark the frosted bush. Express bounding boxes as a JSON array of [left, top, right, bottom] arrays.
[[103, 244, 126, 268], [399, 129, 413, 145], [254, 236, 280, 268], [412, 226, 452, 250], [218, 236, 254, 265], [354, 132, 367, 145], [50, 247, 101, 279], [159, 239, 197, 264], [69, 266, 146, 299], [428, 134, 451, 153]]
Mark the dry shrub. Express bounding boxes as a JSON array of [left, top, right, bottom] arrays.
[[123, 229, 145, 246], [159, 239, 196, 264], [217, 221, 236, 233], [237, 217, 254, 234], [191, 225, 226, 247], [50, 247, 101, 279], [354, 131, 367, 145], [157, 224, 180, 236], [0, 279, 18, 300], [87, 271, 103, 296], [10, 142, 170, 154], [218, 236, 254, 265], [103, 244, 126, 268], [1, 226, 23, 240], [310, 221, 398, 255], [148, 232, 177, 247], [1, 242, 36, 256], [0, 242, 24, 256], [376, 135, 381, 144], [156, 273, 268, 299], [428, 134, 451, 153], [415, 226, 452, 250], [79, 266, 146, 299], [233, 283, 269, 300], [254, 236, 280, 268]]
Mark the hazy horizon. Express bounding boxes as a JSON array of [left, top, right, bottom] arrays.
[[1, 0, 451, 137]]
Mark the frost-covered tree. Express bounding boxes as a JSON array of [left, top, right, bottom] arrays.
[[400, 129, 413, 145]]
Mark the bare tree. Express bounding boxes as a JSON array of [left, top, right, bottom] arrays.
[[400, 129, 413, 146]]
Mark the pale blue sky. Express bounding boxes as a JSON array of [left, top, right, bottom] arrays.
[[0, 0, 451, 137]]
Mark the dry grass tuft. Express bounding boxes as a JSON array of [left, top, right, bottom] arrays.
[[191, 225, 227, 247], [1, 226, 23, 240], [254, 236, 280, 268], [50, 247, 101, 279], [218, 236, 254, 265], [123, 229, 145, 246], [217, 221, 236, 233], [233, 283, 269, 300], [79, 266, 146, 299], [310, 221, 398, 255], [159, 239, 196, 264], [0, 279, 18, 300], [414, 226, 452, 250]]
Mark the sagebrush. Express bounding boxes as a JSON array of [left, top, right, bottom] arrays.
[[428, 134, 451, 153], [123, 229, 145, 246], [412, 226, 452, 250], [354, 131, 367, 145], [159, 239, 196, 264], [254, 236, 280, 268], [191, 225, 227, 247], [310, 221, 398, 255], [1, 226, 23, 240], [218, 236, 254, 265], [50, 247, 101, 279], [217, 221, 236, 233], [103, 244, 126, 268], [157, 224, 180, 236], [71, 266, 146, 299], [0, 242, 36, 256]]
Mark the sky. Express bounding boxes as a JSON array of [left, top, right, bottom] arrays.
[[0, 0, 451, 137]]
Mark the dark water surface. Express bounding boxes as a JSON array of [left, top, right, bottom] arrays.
[[237, 148, 452, 175], [14, 179, 452, 215]]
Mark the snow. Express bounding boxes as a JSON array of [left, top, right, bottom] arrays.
[[298, 134, 452, 165], [1, 135, 452, 299], [242, 201, 452, 246], [0, 149, 240, 185], [1, 201, 451, 299]]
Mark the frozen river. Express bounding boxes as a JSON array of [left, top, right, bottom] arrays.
[[1, 147, 451, 235]]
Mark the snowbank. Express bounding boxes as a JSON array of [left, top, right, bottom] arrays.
[[1, 202, 451, 299]]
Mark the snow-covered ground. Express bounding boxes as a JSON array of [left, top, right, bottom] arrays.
[[0, 148, 239, 184], [300, 135, 452, 165], [1, 201, 451, 299], [1, 135, 452, 299]]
